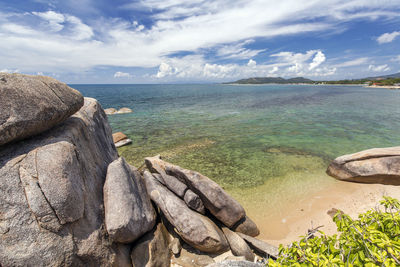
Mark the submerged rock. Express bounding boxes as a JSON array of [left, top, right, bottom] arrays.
[[112, 132, 128, 143], [326, 146, 400, 185], [0, 98, 128, 266], [105, 108, 117, 115], [117, 107, 133, 114], [131, 223, 171, 267], [0, 73, 84, 146], [143, 171, 229, 253], [104, 157, 156, 243], [145, 156, 246, 228]]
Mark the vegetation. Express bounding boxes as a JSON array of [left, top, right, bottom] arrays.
[[228, 77, 314, 84], [268, 197, 400, 266], [321, 78, 400, 86]]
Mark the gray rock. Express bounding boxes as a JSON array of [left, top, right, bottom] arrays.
[[184, 189, 206, 214], [0, 73, 83, 146], [143, 171, 229, 253], [326, 146, 400, 185], [115, 138, 132, 148], [0, 98, 130, 266], [237, 233, 278, 259], [170, 238, 182, 255], [131, 223, 171, 267], [153, 172, 188, 198], [207, 260, 262, 267], [232, 216, 260, 237], [145, 156, 245, 228], [104, 157, 156, 243], [172, 246, 215, 267], [222, 228, 254, 262]]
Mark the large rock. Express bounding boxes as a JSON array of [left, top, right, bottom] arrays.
[[222, 228, 254, 262], [326, 146, 400, 185], [143, 171, 229, 253], [184, 189, 206, 214], [131, 223, 171, 267], [0, 98, 129, 266], [207, 260, 262, 267], [237, 233, 278, 259], [145, 156, 245, 228], [112, 132, 128, 143], [104, 157, 156, 243], [0, 73, 84, 146], [153, 172, 188, 198], [232, 216, 260, 237]]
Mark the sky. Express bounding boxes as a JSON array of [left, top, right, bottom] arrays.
[[0, 0, 399, 83]]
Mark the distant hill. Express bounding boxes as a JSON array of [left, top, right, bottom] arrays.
[[366, 72, 400, 80], [227, 76, 314, 84]]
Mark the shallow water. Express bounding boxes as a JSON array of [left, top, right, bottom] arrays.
[[75, 83, 400, 238]]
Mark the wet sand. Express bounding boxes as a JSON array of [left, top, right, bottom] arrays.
[[229, 177, 400, 247]]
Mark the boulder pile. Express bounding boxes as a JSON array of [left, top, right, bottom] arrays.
[[0, 74, 276, 267]]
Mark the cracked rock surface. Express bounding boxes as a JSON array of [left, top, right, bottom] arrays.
[[0, 98, 128, 266]]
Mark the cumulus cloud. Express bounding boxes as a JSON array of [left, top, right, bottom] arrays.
[[0, 68, 19, 73], [114, 71, 132, 78], [309, 51, 326, 70], [0, 0, 399, 79], [368, 64, 390, 72], [247, 59, 256, 67], [377, 31, 400, 44]]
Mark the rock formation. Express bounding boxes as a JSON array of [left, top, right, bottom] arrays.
[[326, 146, 400, 185], [0, 73, 83, 146], [112, 132, 132, 148]]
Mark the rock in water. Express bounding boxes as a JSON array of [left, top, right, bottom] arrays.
[[143, 171, 229, 253], [131, 223, 171, 267], [145, 156, 246, 228], [112, 132, 128, 143], [117, 107, 133, 114], [221, 228, 254, 262], [326, 146, 400, 185], [237, 233, 278, 259], [0, 98, 129, 266], [115, 138, 132, 148], [104, 108, 117, 115], [0, 73, 84, 146], [232, 216, 260, 237], [104, 157, 156, 243]]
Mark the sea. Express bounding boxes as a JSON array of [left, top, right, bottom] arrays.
[[73, 83, 400, 239]]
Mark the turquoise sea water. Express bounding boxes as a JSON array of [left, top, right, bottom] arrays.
[[74, 83, 400, 188], [74, 84, 400, 236]]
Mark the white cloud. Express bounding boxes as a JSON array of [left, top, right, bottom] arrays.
[[377, 31, 400, 44], [368, 64, 390, 72], [247, 59, 256, 67], [0, 0, 399, 79], [269, 66, 279, 74], [114, 71, 132, 78], [0, 68, 19, 73], [309, 51, 326, 70], [335, 57, 368, 67]]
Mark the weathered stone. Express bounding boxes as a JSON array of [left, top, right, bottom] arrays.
[[112, 132, 127, 143], [170, 238, 182, 255], [184, 189, 206, 214], [222, 228, 254, 262], [172, 246, 215, 267], [145, 156, 245, 227], [115, 139, 132, 148], [153, 172, 187, 198], [0, 98, 129, 266], [131, 223, 171, 267], [104, 157, 156, 243], [326, 146, 400, 185], [143, 171, 229, 253], [116, 107, 133, 114], [237, 233, 278, 259], [105, 108, 117, 115], [0, 73, 84, 146], [232, 216, 260, 237]]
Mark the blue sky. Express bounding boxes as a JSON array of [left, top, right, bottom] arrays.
[[0, 0, 399, 83]]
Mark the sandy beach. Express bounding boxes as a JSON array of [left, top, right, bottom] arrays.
[[244, 180, 400, 247]]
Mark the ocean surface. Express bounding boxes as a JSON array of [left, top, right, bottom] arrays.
[[74, 83, 400, 233]]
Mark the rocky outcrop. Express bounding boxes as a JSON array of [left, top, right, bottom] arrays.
[[143, 171, 229, 253], [326, 146, 400, 185], [131, 223, 171, 267], [105, 107, 133, 115], [0, 73, 83, 146], [145, 156, 246, 228], [222, 228, 254, 262], [0, 97, 124, 266], [104, 157, 156, 243]]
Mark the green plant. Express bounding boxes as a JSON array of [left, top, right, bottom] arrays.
[[268, 197, 400, 266]]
